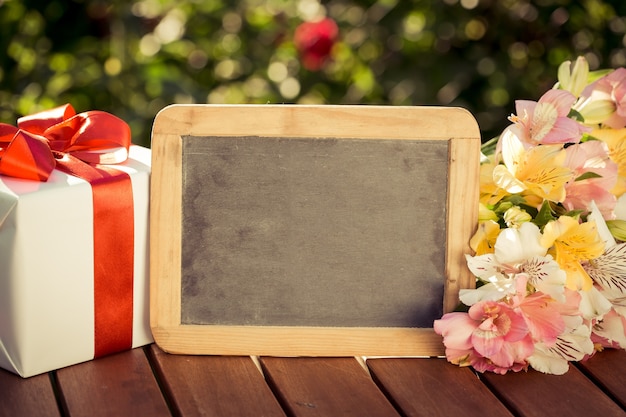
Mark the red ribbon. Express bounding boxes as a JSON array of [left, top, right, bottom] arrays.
[[0, 104, 135, 358]]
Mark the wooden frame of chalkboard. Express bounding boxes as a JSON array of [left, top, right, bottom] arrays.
[[150, 104, 480, 357]]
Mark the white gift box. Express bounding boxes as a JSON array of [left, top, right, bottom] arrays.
[[0, 145, 153, 377]]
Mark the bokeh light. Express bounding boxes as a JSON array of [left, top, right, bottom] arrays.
[[2, 0, 626, 147]]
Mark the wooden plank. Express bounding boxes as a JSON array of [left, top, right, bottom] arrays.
[[55, 348, 170, 417], [150, 131, 183, 331], [367, 358, 514, 417], [260, 357, 400, 417], [480, 365, 625, 417], [0, 369, 60, 417], [148, 345, 285, 417], [578, 349, 626, 409], [153, 326, 445, 357], [446, 136, 480, 311]]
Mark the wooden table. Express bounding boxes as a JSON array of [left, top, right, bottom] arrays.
[[2, 344, 625, 417]]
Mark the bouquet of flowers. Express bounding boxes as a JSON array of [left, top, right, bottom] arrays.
[[434, 56, 626, 375]]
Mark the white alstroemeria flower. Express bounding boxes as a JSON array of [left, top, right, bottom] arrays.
[[528, 320, 594, 375], [577, 285, 613, 320], [584, 201, 626, 299], [610, 297, 626, 318], [494, 221, 548, 264], [522, 256, 568, 302], [593, 311, 626, 349], [585, 242, 626, 296], [459, 272, 515, 306], [461, 222, 567, 305], [588, 200, 616, 249]]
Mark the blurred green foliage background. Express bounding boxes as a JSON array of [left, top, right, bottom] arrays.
[[2, 0, 626, 147]]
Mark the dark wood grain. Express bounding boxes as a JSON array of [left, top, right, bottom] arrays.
[[480, 364, 625, 417], [578, 348, 626, 410], [260, 357, 400, 417], [55, 348, 170, 417], [3, 346, 626, 417], [149, 345, 285, 417], [367, 358, 514, 417], [0, 370, 59, 417]]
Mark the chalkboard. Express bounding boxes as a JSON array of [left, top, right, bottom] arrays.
[[150, 105, 480, 357]]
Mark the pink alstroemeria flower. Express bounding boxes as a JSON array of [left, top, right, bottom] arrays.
[[579, 68, 626, 128], [470, 346, 529, 374], [468, 301, 533, 364], [514, 290, 566, 345], [563, 140, 618, 219], [509, 89, 590, 145], [434, 301, 534, 374], [433, 312, 477, 367], [604, 69, 626, 125]]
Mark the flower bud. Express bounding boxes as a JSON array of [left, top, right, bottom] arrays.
[[606, 220, 626, 241], [478, 203, 498, 222], [558, 56, 589, 97], [503, 206, 532, 228], [577, 98, 616, 125]]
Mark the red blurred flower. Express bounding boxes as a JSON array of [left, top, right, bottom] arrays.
[[294, 18, 338, 71]]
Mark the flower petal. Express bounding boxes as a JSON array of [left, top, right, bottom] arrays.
[[586, 242, 626, 295], [578, 285, 613, 319], [495, 222, 547, 265], [528, 324, 594, 374], [459, 282, 514, 305], [465, 253, 501, 281], [538, 89, 577, 117], [593, 309, 626, 349], [433, 312, 476, 350], [518, 293, 566, 344]]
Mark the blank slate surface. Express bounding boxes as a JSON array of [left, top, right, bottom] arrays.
[[150, 104, 481, 357], [181, 136, 448, 328]]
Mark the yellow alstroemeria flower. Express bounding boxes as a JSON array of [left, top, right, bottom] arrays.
[[478, 202, 498, 222], [591, 128, 626, 197], [493, 127, 574, 203], [540, 216, 606, 290], [479, 155, 510, 207], [469, 220, 500, 255]]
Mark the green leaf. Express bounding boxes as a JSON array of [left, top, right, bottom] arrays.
[[581, 133, 600, 143], [587, 69, 613, 83], [533, 200, 556, 229], [502, 194, 527, 205], [453, 303, 470, 313], [575, 171, 603, 181], [568, 108, 584, 122], [564, 209, 584, 218]]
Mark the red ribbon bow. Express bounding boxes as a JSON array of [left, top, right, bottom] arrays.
[[0, 104, 136, 358], [0, 103, 131, 181]]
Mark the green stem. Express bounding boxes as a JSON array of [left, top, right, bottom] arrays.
[[481, 135, 500, 155]]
